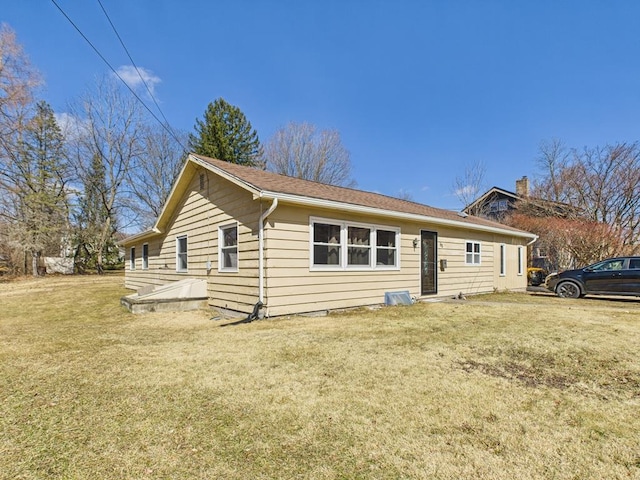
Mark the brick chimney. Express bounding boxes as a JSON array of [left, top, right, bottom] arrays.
[[515, 176, 529, 197]]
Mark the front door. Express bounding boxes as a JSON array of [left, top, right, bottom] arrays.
[[421, 231, 437, 295]]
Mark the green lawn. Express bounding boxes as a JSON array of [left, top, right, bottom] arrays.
[[1, 274, 639, 479]]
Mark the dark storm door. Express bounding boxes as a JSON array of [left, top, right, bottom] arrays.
[[421, 231, 437, 295]]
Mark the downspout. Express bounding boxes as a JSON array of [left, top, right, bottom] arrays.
[[259, 197, 279, 304]]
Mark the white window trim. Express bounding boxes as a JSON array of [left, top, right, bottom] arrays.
[[176, 235, 188, 273], [219, 222, 239, 273], [309, 216, 401, 271], [142, 243, 149, 270], [465, 240, 482, 266], [499, 244, 506, 276], [517, 246, 524, 276], [130, 247, 136, 271]]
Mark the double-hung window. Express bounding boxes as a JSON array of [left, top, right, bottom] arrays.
[[347, 226, 371, 266], [176, 235, 188, 272], [518, 246, 524, 275], [311, 218, 399, 270], [376, 229, 397, 266], [142, 244, 149, 270], [130, 247, 136, 271], [313, 222, 341, 266], [219, 224, 238, 272], [465, 241, 481, 265]]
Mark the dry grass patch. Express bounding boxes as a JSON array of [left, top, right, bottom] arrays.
[[1, 276, 639, 479]]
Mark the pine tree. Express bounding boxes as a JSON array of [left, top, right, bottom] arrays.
[[73, 152, 110, 273], [189, 98, 262, 166], [12, 101, 69, 276]]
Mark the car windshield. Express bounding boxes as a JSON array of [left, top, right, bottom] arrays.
[[589, 259, 625, 271]]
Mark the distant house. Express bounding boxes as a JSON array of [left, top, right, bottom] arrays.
[[120, 154, 537, 317], [464, 176, 576, 272], [464, 176, 570, 220]]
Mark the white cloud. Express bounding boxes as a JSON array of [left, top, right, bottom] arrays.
[[114, 65, 161, 97]]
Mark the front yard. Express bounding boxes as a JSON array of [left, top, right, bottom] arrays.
[[1, 274, 639, 479]]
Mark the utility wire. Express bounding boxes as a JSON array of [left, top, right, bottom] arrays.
[[96, 0, 175, 134], [49, 0, 188, 150]]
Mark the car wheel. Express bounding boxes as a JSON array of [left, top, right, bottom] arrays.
[[556, 281, 581, 298]]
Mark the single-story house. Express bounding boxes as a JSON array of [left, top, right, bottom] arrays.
[[121, 153, 537, 317]]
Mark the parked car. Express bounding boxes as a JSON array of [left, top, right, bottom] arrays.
[[545, 256, 640, 298]]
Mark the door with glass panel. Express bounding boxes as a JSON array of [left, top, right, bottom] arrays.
[[421, 231, 437, 295]]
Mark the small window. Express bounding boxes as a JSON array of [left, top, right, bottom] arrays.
[[142, 244, 149, 270], [176, 236, 188, 272], [219, 224, 238, 271], [313, 222, 342, 266], [630, 258, 640, 269], [465, 241, 481, 265], [130, 247, 136, 271], [518, 246, 524, 275], [499, 244, 506, 276]]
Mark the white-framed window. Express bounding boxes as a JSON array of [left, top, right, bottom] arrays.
[[176, 235, 188, 272], [129, 247, 136, 271], [518, 246, 524, 275], [347, 226, 371, 266], [219, 223, 238, 272], [465, 241, 481, 265], [142, 243, 149, 270], [310, 217, 400, 270], [499, 244, 506, 276]]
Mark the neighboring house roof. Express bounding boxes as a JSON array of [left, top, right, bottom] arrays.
[[464, 186, 519, 213], [122, 154, 536, 245], [464, 185, 575, 218]]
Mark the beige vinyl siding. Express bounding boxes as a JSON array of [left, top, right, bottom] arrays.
[[262, 205, 527, 316], [124, 166, 530, 316], [436, 231, 495, 296], [124, 169, 262, 313], [263, 205, 412, 316], [493, 241, 527, 291]]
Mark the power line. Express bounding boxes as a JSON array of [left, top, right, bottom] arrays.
[[95, 0, 175, 133], [49, 0, 188, 150]]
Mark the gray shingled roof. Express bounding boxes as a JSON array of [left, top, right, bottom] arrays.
[[192, 154, 533, 236]]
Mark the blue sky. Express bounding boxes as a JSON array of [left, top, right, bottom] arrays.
[[4, 1, 640, 210]]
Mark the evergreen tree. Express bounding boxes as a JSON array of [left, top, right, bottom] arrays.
[[12, 101, 69, 276], [73, 152, 111, 273], [189, 98, 262, 166]]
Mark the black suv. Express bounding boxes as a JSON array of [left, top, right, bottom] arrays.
[[545, 257, 640, 298]]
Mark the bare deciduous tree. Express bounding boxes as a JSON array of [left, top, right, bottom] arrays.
[[126, 125, 187, 228], [0, 23, 43, 274], [452, 160, 487, 214], [263, 122, 355, 187], [68, 76, 145, 273], [0, 24, 41, 142], [534, 140, 640, 253]]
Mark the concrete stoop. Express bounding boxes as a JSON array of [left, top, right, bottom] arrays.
[[121, 278, 208, 314]]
